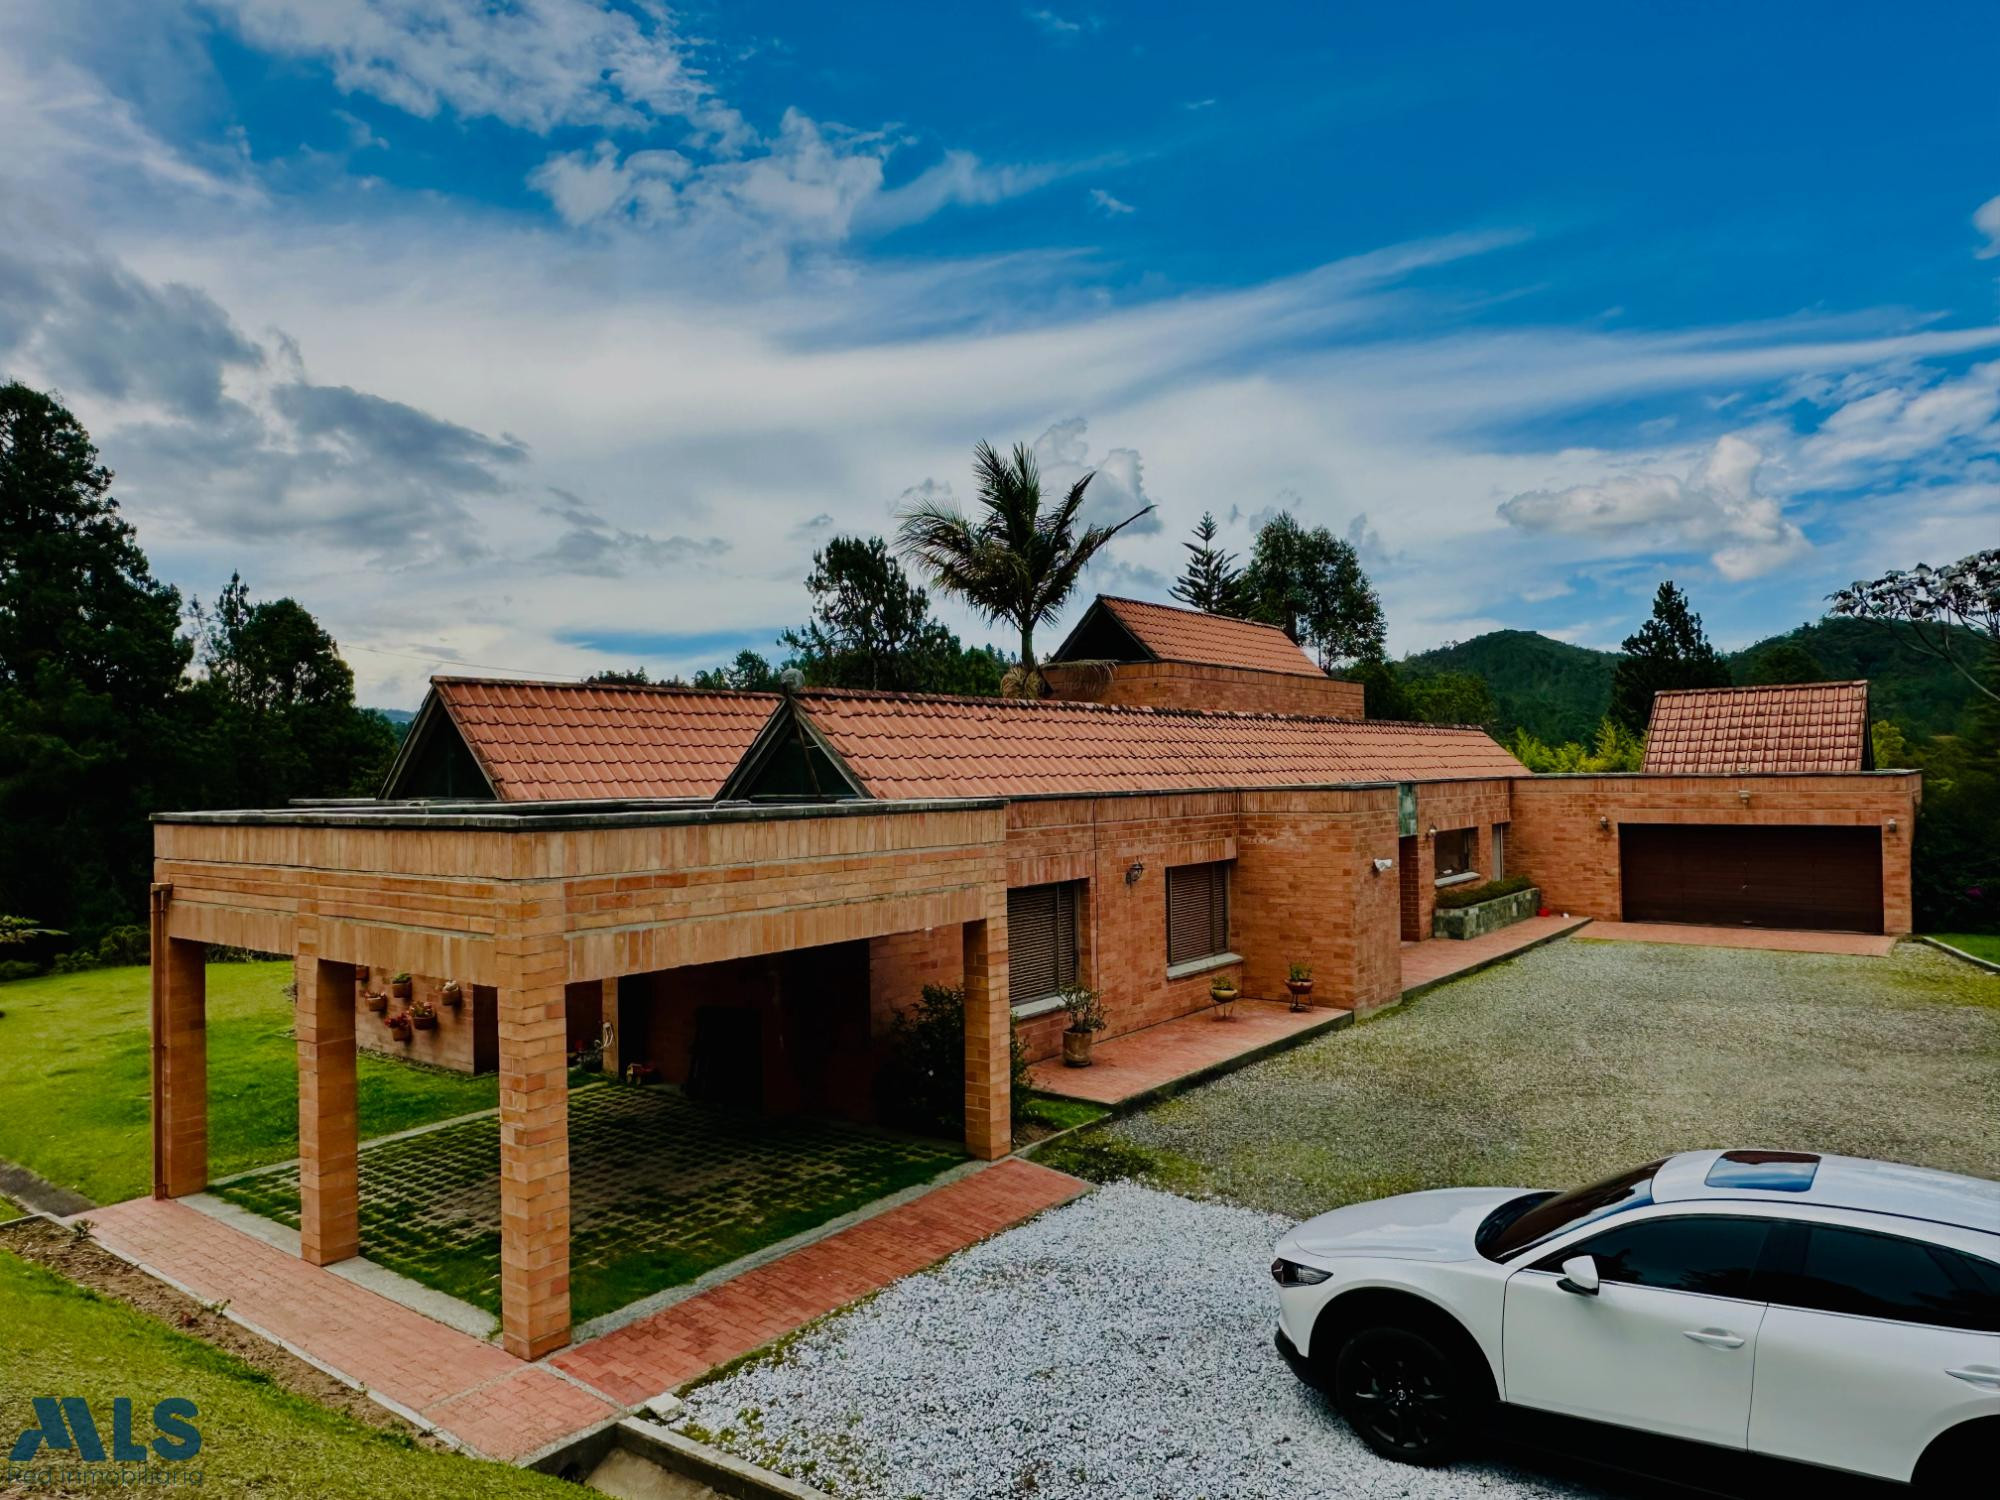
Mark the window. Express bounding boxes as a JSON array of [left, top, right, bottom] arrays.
[[1434, 827, 1475, 879], [1007, 881, 1082, 1007], [1166, 861, 1231, 967], [1533, 1216, 1770, 1300], [1478, 1159, 1663, 1261], [1763, 1225, 2000, 1333], [1491, 823, 1506, 881]]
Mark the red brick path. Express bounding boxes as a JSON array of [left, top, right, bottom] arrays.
[[550, 1158, 1087, 1405], [1026, 998, 1340, 1106], [1398, 914, 1588, 992], [81, 1196, 618, 1461]]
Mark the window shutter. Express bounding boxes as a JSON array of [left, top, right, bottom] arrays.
[[1008, 885, 1058, 1005], [1167, 862, 1230, 966]]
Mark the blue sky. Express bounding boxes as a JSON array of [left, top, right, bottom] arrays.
[[2, 1, 1996, 707]]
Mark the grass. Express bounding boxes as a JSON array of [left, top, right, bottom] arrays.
[[1016, 1093, 1110, 1133], [1060, 939, 2000, 1219], [1928, 932, 2000, 964], [0, 962, 498, 1204], [0, 1248, 571, 1498]]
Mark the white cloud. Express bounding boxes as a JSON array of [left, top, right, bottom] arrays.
[[1794, 359, 2000, 479], [203, 0, 734, 136], [1976, 193, 2000, 259], [1030, 417, 1162, 535], [1089, 187, 1135, 216], [1497, 435, 1811, 580], [1025, 9, 1087, 38]]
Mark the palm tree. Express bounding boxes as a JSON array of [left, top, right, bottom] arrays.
[[897, 440, 1153, 695]]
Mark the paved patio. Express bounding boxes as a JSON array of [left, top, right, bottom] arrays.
[[1033, 916, 1590, 1108], [78, 1158, 1087, 1463], [1575, 920, 1898, 956], [213, 1080, 964, 1323]]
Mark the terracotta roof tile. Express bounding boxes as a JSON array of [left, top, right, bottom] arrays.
[[433, 677, 780, 801], [1097, 596, 1323, 677], [795, 689, 1525, 798], [1641, 681, 1870, 774]]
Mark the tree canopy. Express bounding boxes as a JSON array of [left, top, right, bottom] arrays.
[[1169, 511, 1245, 615], [1608, 581, 1731, 731], [1241, 513, 1386, 670], [780, 535, 1002, 694], [897, 439, 1152, 693]]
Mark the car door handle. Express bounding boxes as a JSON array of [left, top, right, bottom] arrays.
[[1946, 1366, 2000, 1390], [1682, 1328, 1746, 1350]]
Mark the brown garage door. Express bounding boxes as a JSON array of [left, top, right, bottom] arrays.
[[1619, 824, 1883, 933]]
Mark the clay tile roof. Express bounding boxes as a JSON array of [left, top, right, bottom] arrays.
[[1641, 680, 1871, 774], [432, 677, 781, 800], [795, 689, 1525, 799], [1097, 596, 1324, 677]]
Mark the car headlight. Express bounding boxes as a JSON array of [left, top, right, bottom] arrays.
[[1271, 1257, 1332, 1286]]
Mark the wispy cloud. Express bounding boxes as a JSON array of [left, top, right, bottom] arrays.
[[1089, 187, 1135, 216], [1976, 193, 2000, 260]]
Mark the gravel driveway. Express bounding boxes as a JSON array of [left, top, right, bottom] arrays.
[[677, 1182, 1593, 1500], [1045, 938, 2000, 1219]]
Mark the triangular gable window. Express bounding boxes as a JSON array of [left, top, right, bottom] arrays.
[[719, 701, 866, 801], [379, 698, 495, 800]]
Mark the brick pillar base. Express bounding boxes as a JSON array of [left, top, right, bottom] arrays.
[[152, 909, 208, 1199], [297, 953, 361, 1265], [962, 915, 1010, 1160], [498, 917, 571, 1359]]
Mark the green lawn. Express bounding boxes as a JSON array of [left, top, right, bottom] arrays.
[[1930, 932, 2000, 964], [0, 962, 498, 1204], [0, 1248, 569, 1498]]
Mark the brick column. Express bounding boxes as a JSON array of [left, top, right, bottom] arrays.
[[962, 914, 1010, 1161], [151, 900, 208, 1199], [497, 903, 571, 1359], [296, 951, 361, 1266]]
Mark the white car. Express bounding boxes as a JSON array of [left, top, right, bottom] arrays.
[[1271, 1150, 2000, 1491]]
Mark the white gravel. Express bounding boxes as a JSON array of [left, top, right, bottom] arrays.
[[676, 1182, 1598, 1500]]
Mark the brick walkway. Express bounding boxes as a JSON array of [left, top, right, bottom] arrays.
[[1026, 998, 1342, 1106], [1399, 913, 1589, 993], [1574, 921, 1898, 957], [550, 1158, 1087, 1405], [79, 1196, 618, 1462]]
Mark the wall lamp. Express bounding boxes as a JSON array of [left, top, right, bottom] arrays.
[[1426, 825, 1438, 840], [1125, 861, 1146, 885], [1371, 857, 1395, 876], [1737, 789, 1753, 806], [1886, 817, 1899, 834], [1597, 815, 1610, 831]]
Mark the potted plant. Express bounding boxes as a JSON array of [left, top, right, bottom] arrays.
[[363, 990, 389, 1014], [385, 1011, 413, 1042], [1285, 960, 1314, 1011], [1057, 983, 1107, 1067], [390, 972, 413, 1001], [572, 1040, 604, 1073], [439, 979, 464, 1011], [1210, 972, 1239, 1020], [409, 999, 438, 1032]]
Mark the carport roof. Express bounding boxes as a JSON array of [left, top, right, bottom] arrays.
[[1641, 680, 1871, 774]]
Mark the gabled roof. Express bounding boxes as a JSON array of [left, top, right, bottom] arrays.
[[383, 677, 781, 801], [1052, 595, 1324, 678], [793, 689, 1525, 799], [1641, 680, 1871, 774]]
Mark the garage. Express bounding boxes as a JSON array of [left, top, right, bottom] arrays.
[[1619, 823, 1884, 933]]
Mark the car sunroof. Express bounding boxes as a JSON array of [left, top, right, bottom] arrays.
[[1706, 1150, 1820, 1192]]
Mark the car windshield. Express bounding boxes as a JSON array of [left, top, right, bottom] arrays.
[[1477, 1159, 1666, 1262]]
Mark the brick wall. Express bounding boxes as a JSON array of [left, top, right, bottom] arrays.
[[1508, 772, 1922, 932], [1391, 780, 1515, 942], [868, 786, 1402, 1061], [1042, 660, 1366, 717]]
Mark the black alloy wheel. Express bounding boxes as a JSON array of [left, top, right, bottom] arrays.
[[1331, 1324, 1470, 1467]]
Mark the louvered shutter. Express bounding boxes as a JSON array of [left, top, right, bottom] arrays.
[[1008, 885, 1058, 1004], [1167, 862, 1230, 965]]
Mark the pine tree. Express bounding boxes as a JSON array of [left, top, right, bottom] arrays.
[[1170, 512, 1244, 614], [1608, 581, 1732, 731]]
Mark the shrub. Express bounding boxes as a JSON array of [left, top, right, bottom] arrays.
[[1057, 983, 1105, 1035], [50, 950, 100, 974], [876, 982, 1032, 1137], [1433, 873, 1536, 910], [0, 959, 43, 982], [96, 925, 150, 967]]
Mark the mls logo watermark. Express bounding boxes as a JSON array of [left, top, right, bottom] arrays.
[[6, 1397, 202, 1489]]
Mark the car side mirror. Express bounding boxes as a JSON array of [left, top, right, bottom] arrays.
[[1557, 1255, 1600, 1297]]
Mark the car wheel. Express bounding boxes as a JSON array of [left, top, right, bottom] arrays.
[[1912, 1421, 1998, 1495], [1331, 1323, 1475, 1467]]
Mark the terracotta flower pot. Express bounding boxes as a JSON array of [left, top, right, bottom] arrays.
[[439, 984, 464, 1010], [391, 978, 412, 1001], [364, 992, 388, 1014], [412, 1012, 437, 1032], [1062, 1029, 1094, 1068], [1286, 979, 1314, 1011], [1210, 984, 1238, 1019]]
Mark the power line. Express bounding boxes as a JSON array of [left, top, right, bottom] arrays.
[[340, 642, 586, 681]]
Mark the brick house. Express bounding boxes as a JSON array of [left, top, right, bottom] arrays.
[[146, 596, 1919, 1357]]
